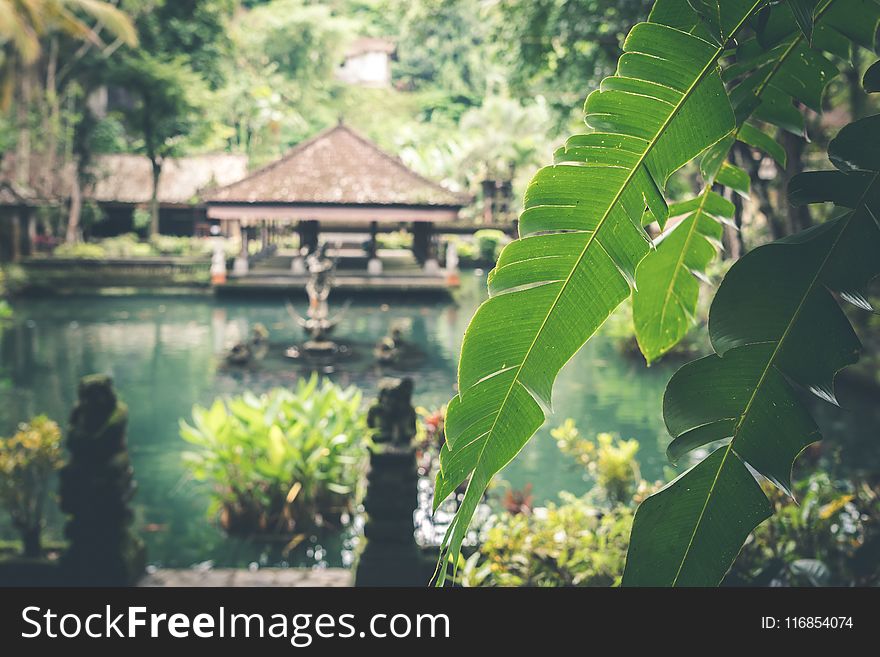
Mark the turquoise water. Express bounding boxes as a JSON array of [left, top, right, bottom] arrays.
[[1, 274, 876, 567]]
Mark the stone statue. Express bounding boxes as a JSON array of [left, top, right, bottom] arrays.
[[355, 377, 427, 586], [59, 375, 145, 585], [285, 243, 349, 356], [367, 377, 416, 447]]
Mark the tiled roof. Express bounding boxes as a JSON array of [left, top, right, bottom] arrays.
[[346, 37, 396, 57], [1, 153, 248, 206], [89, 153, 249, 205], [207, 124, 465, 207]]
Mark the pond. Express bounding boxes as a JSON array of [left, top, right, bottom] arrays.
[[1, 274, 877, 568]]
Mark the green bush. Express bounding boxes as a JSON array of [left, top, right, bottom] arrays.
[[180, 375, 369, 536], [53, 242, 107, 259], [0, 416, 64, 557], [376, 230, 413, 250], [460, 493, 634, 587], [473, 229, 507, 262], [727, 472, 880, 587], [149, 234, 214, 257], [460, 424, 652, 587], [463, 418, 880, 587]]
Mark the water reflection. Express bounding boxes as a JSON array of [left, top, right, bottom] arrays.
[[3, 276, 874, 568]]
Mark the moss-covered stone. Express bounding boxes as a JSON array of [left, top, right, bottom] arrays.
[[59, 375, 145, 586]]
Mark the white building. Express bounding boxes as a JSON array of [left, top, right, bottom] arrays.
[[336, 37, 396, 88]]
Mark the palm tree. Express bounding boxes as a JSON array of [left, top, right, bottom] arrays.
[[0, 1, 136, 240], [0, 0, 137, 105]]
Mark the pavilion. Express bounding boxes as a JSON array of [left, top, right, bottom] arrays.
[[205, 123, 467, 278]]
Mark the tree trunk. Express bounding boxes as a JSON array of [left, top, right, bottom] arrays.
[[15, 64, 34, 188], [781, 131, 812, 234], [21, 525, 41, 559], [149, 158, 162, 236], [66, 170, 82, 243], [43, 37, 60, 198]]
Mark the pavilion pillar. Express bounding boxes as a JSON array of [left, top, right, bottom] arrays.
[[298, 220, 319, 254], [367, 220, 382, 275], [24, 210, 35, 256], [260, 220, 269, 252], [411, 221, 435, 266], [233, 222, 249, 275], [10, 210, 21, 262]]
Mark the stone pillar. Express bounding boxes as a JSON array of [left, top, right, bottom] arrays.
[[298, 220, 319, 254], [59, 375, 145, 586], [24, 210, 36, 256], [10, 210, 21, 262], [411, 222, 433, 265], [233, 223, 249, 275], [367, 221, 382, 275], [355, 377, 426, 586]]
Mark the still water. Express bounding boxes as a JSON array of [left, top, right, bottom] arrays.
[[1, 274, 876, 567]]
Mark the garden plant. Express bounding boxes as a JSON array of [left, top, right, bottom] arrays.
[[433, 0, 880, 586]]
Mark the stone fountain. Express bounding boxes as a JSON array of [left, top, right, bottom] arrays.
[[285, 244, 350, 359]]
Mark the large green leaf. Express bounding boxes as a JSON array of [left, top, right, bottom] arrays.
[[632, 0, 880, 363], [431, 1, 766, 585], [623, 113, 880, 586]]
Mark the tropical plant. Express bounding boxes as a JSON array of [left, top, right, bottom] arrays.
[[459, 491, 634, 587], [0, 415, 64, 558], [623, 108, 880, 586], [433, 0, 766, 584], [0, 0, 136, 106], [551, 421, 641, 505], [728, 471, 880, 587], [433, 0, 880, 585], [462, 424, 652, 587], [632, 0, 877, 363], [473, 229, 508, 262], [180, 375, 368, 536]]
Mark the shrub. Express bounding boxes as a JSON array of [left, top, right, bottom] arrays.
[[53, 242, 107, 259], [473, 229, 507, 262], [460, 492, 634, 587], [0, 416, 64, 557], [727, 472, 880, 587], [180, 375, 369, 536], [149, 235, 215, 257], [550, 420, 641, 505]]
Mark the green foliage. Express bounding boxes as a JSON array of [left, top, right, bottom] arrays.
[[109, 52, 211, 161], [472, 229, 508, 262], [52, 233, 218, 258], [632, 0, 880, 363], [460, 492, 634, 587], [462, 420, 651, 587], [432, 0, 764, 585], [551, 421, 641, 505], [623, 110, 880, 586], [729, 471, 880, 587], [0, 416, 64, 557], [493, 0, 654, 123], [180, 376, 368, 535], [128, 0, 235, 89], [376, 230, 413, 250]]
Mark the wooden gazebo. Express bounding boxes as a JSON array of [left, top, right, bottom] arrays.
[[206, 123, 466, 272]]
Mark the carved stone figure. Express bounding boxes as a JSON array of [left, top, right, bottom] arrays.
[[367, 377, 416, 446], [59, 375, 145, 585]]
